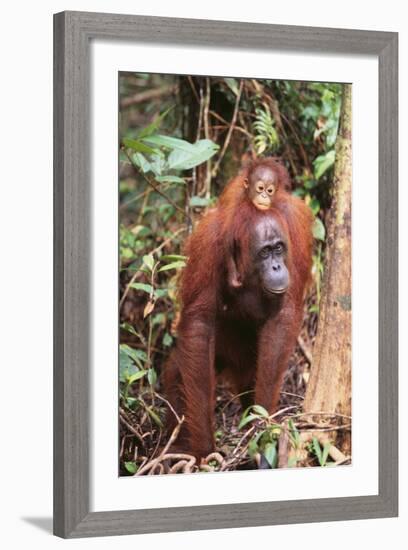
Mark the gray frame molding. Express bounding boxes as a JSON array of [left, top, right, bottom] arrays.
[[53, 11, 398, 538]]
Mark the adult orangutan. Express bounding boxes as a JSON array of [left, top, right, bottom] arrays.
[[163, 158, 314, 460]]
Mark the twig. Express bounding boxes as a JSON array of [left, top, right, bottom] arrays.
[[120, 84, 177, 109], [209, 110, 252, 139], [136, 416, 185, 475], [211, 79, 244, 179], [219, 389, 254, 413], [119, 412, 145, 447], [290, 411, 352, 420], [297, 334, 313, 364], [278, 420, 290, 468], [154, 392, 182, 423]]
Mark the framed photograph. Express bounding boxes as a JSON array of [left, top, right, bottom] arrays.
[[53, 11, 398, 538]]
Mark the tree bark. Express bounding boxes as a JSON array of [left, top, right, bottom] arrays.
[[303, 84, 352, 455]]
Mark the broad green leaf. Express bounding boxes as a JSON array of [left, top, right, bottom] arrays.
[[147, 368, 157, 386], [142, 134, 195, 151], [122, 137, 156, 155], [224, 77, 239, 95], [130, 282, 154, 295], [124, 461, 137, 474], [120, 344, 147, 368], [142, 254, 154, 271], [189, 196, 212, 208], [263, 442, 278, 468], [238, 414, 259, 430], [251, 405, 269, 418], [127, 370, 148, 385], [162, 332, 173, 347], [309, 197, 320, 216], [167, 140, 219, 171], [158, 260, 186, 273], [312, 437, 323, 465], [313, 149, 335, 180], [131, 152, 152, 174], [247, 430, 266, 458], [119, 348, 138, 382], [313, 217, 326, 241], [150, 154, 167, 177]]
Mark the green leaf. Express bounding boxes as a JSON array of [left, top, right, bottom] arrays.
[[147, 368, 157, 386], [131, 152, 152, 174], [142, 134, 195, 152], [263, 442, 278, 468], [137, 107, 172, 139], [251, 405, 269, 418], [224, 77, 239, 95], [127, 370, 148, 385], [126, 397, 138, 409], [119, 349, 138, 382], [313, 149, 335, 180], [312, 437, 323, 465], [152, 312, 166, 326], [309, 197, 320, 216], [288, 419, 301, 448], [120, 344, 147, 369], [122, 137, 156, 155], [238, 414, 259, 430], [130, 282, 154, 295], [120, 322, 138, 336], [321, 441, 332, 466], [160, 254, 188, 262], [155, 288, 168, 298], [189, 196, 212, 208], [146, 407, 163, 427], [162, 332, 173, 347], [247, 430, 266, 458], [142, 254, 154, 271], [313, 217, 326, 241], [158, 260, 186, 272], [124, 461, 137, 474], [167, 140, 219, 171]]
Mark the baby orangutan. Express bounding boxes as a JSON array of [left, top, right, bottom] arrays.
[[244, 159, 285, 210]]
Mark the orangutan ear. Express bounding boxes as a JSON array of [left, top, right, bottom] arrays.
[[243, 177, 249, 189]]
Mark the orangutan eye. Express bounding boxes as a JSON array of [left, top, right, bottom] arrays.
[[259, 246, 272, 258], [266, 186, 275, 195], [256, 183, 265, 193], [274, 242, 284, 254]]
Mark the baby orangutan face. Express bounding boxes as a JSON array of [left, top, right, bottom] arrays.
[[244, 164, 277, 210]]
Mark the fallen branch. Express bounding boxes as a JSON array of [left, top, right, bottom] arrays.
[[120, 84, 177, 109]]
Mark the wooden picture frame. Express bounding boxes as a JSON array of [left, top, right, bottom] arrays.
[[53, 11, 398, 538]]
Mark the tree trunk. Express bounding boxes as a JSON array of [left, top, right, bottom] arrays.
[[303, 84, 352, 455]]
